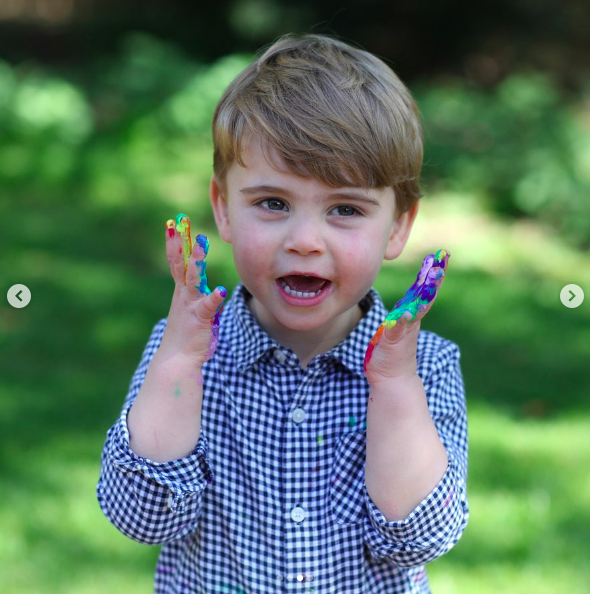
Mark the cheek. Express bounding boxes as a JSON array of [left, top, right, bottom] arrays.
[[338, 233, 383, 277], [231, 230, 273, 275]]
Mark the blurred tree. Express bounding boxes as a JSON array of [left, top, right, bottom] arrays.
[[0, 0, 589, 89]]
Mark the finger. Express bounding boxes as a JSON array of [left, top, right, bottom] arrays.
[[195, 285, 227, 323], [196, 286, 227, 360], [174, 213, 192, 283], [165, 219, 186, 284], [186, 234, 211, 299], [389, 250, 449, 321]]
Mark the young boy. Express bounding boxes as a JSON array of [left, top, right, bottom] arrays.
[[97, 33, 468, 594]]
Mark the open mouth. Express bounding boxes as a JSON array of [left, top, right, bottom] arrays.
[[278, 275, 330, 298]]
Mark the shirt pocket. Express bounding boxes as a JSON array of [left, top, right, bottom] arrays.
[[328, 430, 367, 525]]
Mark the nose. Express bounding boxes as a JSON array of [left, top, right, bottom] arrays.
[[282, 217, 325, 255]]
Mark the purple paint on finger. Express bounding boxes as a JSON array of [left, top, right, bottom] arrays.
[[364, 249, 451, 373]]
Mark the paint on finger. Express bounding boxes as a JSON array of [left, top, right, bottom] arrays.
[[190, 371, 204, 386], [194, 234, 211, 295], [165, 219, 176, 238], [174, 213, 192, 276], [363, 249, 451, 374], [205, 296, 225, 359]]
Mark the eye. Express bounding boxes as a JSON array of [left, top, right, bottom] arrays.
[[258, 198, 288, 211], [332, 205, 360, 217]]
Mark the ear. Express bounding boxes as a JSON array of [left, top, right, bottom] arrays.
[[384, 200, 419, 260], [209, 174, 232, 244]]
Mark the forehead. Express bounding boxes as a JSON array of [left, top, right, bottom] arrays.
[[227, 132, 372, 195]]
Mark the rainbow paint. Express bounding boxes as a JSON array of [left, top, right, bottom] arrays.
[[175, 213, 192, 274], [165, 214, 192, 282], [194, 234, 211, 296], [363, 249, 451, 373], [166, 213, 227, 368]]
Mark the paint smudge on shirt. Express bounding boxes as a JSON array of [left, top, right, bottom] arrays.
[[443, 487, 455, 508], [156, 563, 174, 574], [218, 586, 245, 594], [316, 433, 324, 446], [364, 249, 451, 373]]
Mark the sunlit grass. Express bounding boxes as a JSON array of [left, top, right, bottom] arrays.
[[429, 402, 590, 594]]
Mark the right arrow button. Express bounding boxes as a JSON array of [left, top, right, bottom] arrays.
[[560, 284, 584, 309]]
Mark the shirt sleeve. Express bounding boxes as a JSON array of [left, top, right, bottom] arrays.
[[362, 336, 469, 566], [96, 319, 214, 545]]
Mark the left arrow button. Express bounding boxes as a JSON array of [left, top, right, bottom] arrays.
[[7, 284, 31, 308]]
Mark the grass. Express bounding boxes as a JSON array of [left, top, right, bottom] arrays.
[[0, 188, 588, 593]]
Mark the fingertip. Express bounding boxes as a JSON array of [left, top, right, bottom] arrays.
[[165, 219, 176, 238], [195, 234, 210, 256], [216, 285, 227, 299]]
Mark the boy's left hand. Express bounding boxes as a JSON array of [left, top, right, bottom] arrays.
[[364, 249, 450, 385]]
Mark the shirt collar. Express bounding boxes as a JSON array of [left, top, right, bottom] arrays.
[[223, 282, 387, 377]]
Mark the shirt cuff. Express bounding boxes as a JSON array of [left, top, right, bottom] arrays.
[[363, 450, 466, 562], [105, 404, 214, 512]]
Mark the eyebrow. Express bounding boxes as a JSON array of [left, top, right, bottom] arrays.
[[239, 185, 381, 206]]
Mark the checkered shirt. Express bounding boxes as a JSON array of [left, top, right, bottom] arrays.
[[97, 281, 469, 593]]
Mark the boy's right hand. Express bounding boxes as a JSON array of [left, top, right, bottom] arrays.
[[157, 214, 227, 367]]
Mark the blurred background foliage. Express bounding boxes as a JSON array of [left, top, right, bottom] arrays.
[[0, 1, 589, 593]]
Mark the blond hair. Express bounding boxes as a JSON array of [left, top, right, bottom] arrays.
[[212, 33, 423, 216]]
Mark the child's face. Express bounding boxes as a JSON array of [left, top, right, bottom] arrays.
[[210, 133, 418, 338]]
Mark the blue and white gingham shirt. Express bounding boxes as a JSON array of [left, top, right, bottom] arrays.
[[97, 281, 468, 594]]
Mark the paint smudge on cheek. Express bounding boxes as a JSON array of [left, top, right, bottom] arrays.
[[174, 381, 181, 397]]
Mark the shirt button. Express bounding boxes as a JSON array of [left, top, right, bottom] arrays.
[[291, 506, 305, 523], [292, 407, 306, 424], [287, 574, 294, 581], [273, 349, 287, 363]]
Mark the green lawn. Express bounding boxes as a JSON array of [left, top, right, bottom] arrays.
[[1, 190, 588, 593]]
